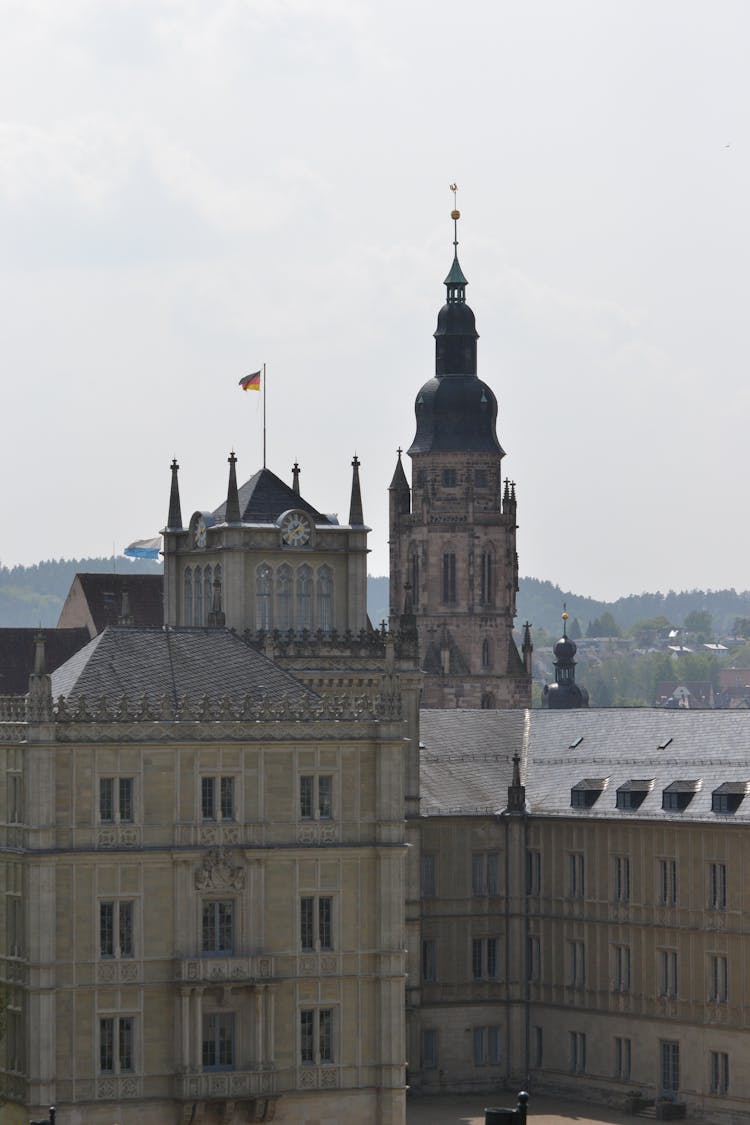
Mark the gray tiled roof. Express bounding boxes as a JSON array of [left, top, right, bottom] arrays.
[[420, 708, 750, 822], [212, 468, 332, 525], [50, 627, 319, 707]]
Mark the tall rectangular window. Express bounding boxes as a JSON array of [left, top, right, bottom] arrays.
[[8, 775, 22, 824], [709, 863, 727, 910], [421, 1028, 438, 1070], [568, 853, 585, 898], [710, 1051, 729, 1095], [660, 1040, 680, 1093], [472, 852, 499, 896], [526, 849, 541, 895], [526, 935, 541, 982], [6, 1009, 23, 1074], [442, 553, 457, 604], [659, 859, 677, 906], [100, 900, 134, 959], [613, 944, 631, 992], [100, 1017, 135, 1073], [421, 854, 436, 897], [201, 777, 236, 821], [201, 901, 234, 955], [472, 937, 499, 980], [7, 896, 22, 958], [615, 1037, 631, 1081], [299, 775, 333, 820], [532, 1026, 543, 1068], [568, 940, 585, 988], [709, 955, 728, 1003], [300, 1008, 334, 1064], [570, 1031, 586, 1074], [99, 778, 134, 823], [658, 950, 678, 998], [473, 1026, 500, 1066], [422, 939, 436, 982], [300, 896, 333, 952], [614, 855, 631, 903], [202, 1012, 235, 1070]]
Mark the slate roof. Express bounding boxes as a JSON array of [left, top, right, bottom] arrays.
[[212, 468, 332, 526], [420, 708, 750, 823], [50, 627, 319, 707], [57, 573, 163, 634], [0, 627, 90, 695]]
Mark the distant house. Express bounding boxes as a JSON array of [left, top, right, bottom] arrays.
[[656, 680, 714, 708]]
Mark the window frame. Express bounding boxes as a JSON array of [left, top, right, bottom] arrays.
[[99, 777, 135, 824]]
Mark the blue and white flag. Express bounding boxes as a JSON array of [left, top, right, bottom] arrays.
[[124, 537, 162, 560]]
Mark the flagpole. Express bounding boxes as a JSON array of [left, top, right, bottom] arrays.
[[263, 362, 267, 468]]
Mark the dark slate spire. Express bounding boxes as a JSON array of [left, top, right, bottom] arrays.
[[408, 190, 503, 456], [292, 461, 301, 495], [167, 458, 183, 531], [348, 455, 364, 526], [522, 621, 533, 675], [507, 752, 526, 812], [543, 607, 589, 709], [225, 451, 241, 524]]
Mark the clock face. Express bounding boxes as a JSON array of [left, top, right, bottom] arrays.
[[280, 511, 312, 547], [192, 516, 207, 549]]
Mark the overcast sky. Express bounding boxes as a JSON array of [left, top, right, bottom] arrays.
[[2, 0, 749, 601]]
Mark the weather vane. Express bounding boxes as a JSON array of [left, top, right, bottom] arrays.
[[450, 183, 460, 250]]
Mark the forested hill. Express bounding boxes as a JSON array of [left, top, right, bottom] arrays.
[[0, 557, 162, 627], [3, 558, 750, 637]]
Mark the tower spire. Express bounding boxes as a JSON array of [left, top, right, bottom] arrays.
[[225, 451, 241, 524], [348, 455, 364, 526], [167, 458, 183, 531], [445, 183, 468, 304]]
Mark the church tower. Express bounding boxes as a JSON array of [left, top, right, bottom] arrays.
[[389, 196, 532, 708]]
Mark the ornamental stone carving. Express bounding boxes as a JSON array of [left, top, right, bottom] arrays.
[[195, 848, 245, 891]]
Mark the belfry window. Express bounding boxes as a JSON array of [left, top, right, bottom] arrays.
[[410, 550, 420, 609], [276, 564, 293, 630], [297, 565, 313, 630], [256, 564, 273, 630], [479, 552, 494, 605], [317, 565, 334, 633], [442, 553, 457, 604]]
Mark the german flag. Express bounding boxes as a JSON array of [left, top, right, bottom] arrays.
[[239, 370, 261, 391]]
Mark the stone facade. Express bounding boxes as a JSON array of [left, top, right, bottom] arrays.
[[0, 679, 408, 1125]]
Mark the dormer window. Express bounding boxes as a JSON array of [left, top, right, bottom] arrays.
[[712, 782, 749, 815], [571, 779, 608, 810], [616, 780, 654, 811], [662, 781, 701, 812]]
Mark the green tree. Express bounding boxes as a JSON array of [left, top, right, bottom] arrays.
[[587, 611, 622, 638], [683, 609, 713, 639]]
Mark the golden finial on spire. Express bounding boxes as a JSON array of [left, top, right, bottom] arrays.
[[450, 182, 460, 220]]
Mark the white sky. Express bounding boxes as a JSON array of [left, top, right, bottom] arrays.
[[2, 0, 749, 601]]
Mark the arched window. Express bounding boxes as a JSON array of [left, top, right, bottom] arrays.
[[409, 548, 420, 609], [214, 565, 223, 616], [479, 550, 494, 606], [481, 692, 495, 710], [194, 566, 203, 626], [297, 564, 313, 631], [442, 551, 457, 605], [204, 566, 213, 618], [256, 564, 273, 630], [276, 564, 293, 630], [184, 567, 193, 626], [482, 638, 492, 670], [317, 565, 334, 633]]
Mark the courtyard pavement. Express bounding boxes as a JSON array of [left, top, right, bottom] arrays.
[[407, 1091, 635, 1125]]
